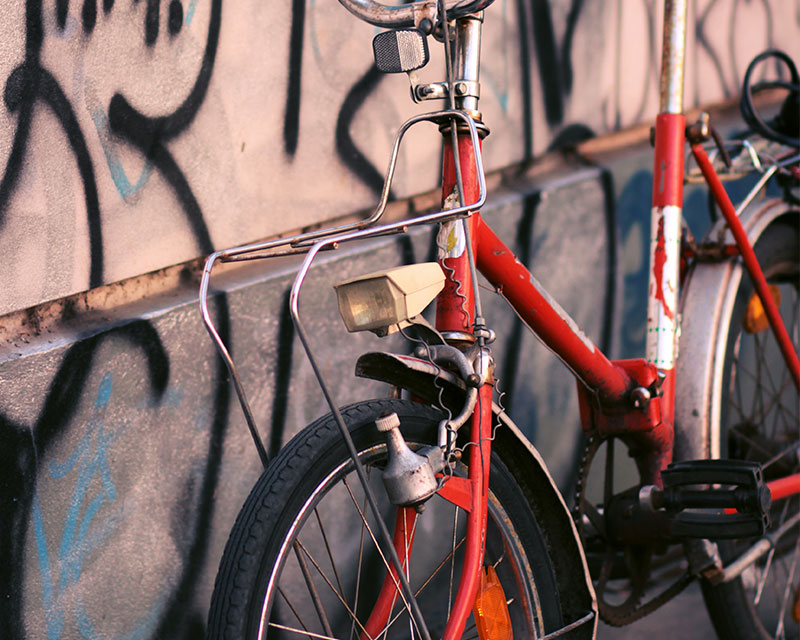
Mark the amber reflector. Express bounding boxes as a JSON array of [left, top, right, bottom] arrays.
[[793, 584, 800, 623], [472, 565, 512, 640], [744, 284, 781, 334]]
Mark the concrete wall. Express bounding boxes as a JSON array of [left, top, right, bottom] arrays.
[[1, 1, 797, 638]]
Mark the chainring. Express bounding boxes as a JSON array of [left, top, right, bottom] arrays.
[[572, 433, 692, 626]]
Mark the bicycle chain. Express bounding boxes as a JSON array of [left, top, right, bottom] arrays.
[[572, 434, 693, 626]]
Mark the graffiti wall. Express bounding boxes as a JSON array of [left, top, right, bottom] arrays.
[[1, 0, 797, 637], [0, 0, 796, 314]]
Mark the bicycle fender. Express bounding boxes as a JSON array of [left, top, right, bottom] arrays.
[[356, 352, 599, 639], [675, 199, 799, 462]]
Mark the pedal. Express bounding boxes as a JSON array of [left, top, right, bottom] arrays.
[[645, 460, 771, 539]]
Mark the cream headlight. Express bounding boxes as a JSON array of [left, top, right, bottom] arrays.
[[334, 263, 445, 335]]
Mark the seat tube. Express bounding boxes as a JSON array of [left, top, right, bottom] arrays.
[[648, 0, 688, 465]]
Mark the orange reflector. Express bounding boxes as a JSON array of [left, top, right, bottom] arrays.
[[472, 565, 512, 640], [744, 284, 781, 333], [793, 584, 800, 623]]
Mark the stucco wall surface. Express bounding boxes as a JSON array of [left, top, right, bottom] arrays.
[[1, 1, 798, 638], [0, 0, 796, 314]]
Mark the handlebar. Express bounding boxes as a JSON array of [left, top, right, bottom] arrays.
[[337, 0, 494, 28]]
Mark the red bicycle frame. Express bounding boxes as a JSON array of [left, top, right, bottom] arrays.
[[200, 1, 800, 636], [397, 2, 800, 637]]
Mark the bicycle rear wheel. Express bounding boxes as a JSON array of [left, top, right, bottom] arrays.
[[207, 398, 564, 639], [701, 219, 800, 639]]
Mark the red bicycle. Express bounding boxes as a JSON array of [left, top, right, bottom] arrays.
[[200, 0, 800, 638]]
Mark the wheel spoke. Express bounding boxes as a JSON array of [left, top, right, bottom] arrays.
[[749, 332, 764, 428], [774, 393, 800, 434], [340, 477, 414, 631], [342, 476, 400, 589], [462, 620, 479, 640], [294, 538, 375, 639], [417, 534, 467, 596], [754, 547, 776, 606], [761, 440, 800, 469], [760, 378, 795, 436], [277, 585, 313, 635], [383, 535, 468, 633], [378, 511, 414, 640], [774, 312, 793, 431], [404, 510, 415, 640], [314, 508, 346, 598], [293, 540, 335, 638], [729, 424, 778, 462], [349, 474, 370, 640], [735, 358, 780, 432], [757, 332, 782, 424], [267, 621, 342, 640], [449, 506, 459, 618], [774, 534, 800, 638]]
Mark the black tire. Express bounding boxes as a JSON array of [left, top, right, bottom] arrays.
[[702, 219, 800, 640], [207, 398, 564, 639]]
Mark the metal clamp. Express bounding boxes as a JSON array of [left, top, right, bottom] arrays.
[[413, 79, 480, 102]]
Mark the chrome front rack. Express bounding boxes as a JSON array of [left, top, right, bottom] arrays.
[[200, 108, 485, 640], [199, 108, 486, 466]]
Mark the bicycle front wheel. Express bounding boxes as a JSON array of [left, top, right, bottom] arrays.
[[701, 218, 800, 640], [207, 398, 564, 639]]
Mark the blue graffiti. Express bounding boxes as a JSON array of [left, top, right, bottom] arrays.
[[89, 108, 155, 202], [32, 372, 163, 640], [185, 0, 200, 26], [77, 0, 203, 202], [87, 0, 202, 201]]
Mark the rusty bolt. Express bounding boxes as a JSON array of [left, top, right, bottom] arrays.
[[631, 387, 651, 410]]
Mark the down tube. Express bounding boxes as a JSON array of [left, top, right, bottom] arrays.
[[474, 217, 631, 404]]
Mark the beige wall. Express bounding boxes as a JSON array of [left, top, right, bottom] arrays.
[[0, 0, 796, 315]]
